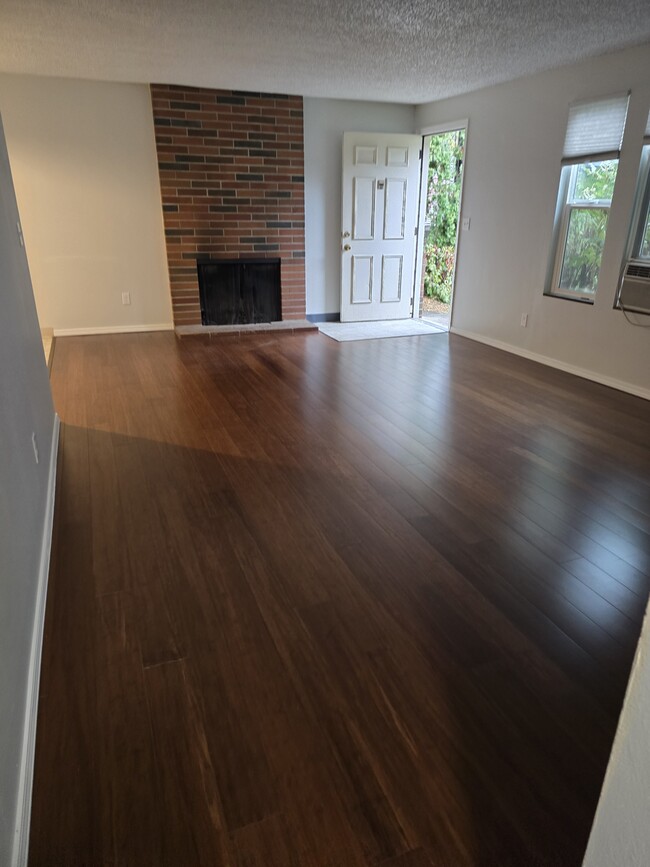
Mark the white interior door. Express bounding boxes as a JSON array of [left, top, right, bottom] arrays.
[[341, 132, 422, 322]]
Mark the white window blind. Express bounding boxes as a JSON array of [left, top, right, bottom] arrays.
[[562, 94, 629, 165], [644, 109, 650, 144]]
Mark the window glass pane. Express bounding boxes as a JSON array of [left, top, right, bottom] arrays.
[[571, 160, 618, 203], [632, 147, 650, 260], [640, 209, 650, 259], [559, 208, 608, 294]]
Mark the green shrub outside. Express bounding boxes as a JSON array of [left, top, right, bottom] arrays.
[[424, 244, 455, 304], [424, 130, 464, 303]]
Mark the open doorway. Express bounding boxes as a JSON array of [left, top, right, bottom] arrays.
[[416, 126, 466, 332]]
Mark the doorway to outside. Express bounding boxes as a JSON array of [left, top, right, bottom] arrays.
[[416, 126, 466, 332]]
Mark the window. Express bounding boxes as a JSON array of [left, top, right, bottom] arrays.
[[615, 111, 650, 316], [623, 112, 650, 264], [555, 160, 618, 297], [546, 94, 629, 301]]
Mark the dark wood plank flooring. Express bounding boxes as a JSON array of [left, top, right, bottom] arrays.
[[29, 330, 650, 866]]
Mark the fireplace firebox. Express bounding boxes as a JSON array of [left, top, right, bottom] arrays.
[[197, 259, 281, 326]]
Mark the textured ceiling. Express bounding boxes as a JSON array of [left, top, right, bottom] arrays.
[[0, 0, 649, 103]]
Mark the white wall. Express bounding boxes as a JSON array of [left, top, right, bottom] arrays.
[[304, 98, 415, 317], [0, 74, 172, 333], [0, 81, 417, 327], [0, 116, 56, 865], [583, 601, 650, 867], [416, 43, 650, 397]]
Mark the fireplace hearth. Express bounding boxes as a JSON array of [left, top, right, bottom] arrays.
[[197, 259, 281, 326]]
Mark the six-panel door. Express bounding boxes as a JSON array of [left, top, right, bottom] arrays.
[[340, 132, 422, 322]]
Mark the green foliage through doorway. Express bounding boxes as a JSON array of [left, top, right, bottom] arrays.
[[423, 130, 464, 304]]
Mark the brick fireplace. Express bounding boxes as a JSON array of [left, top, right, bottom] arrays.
[[150, 85, 306, 327]]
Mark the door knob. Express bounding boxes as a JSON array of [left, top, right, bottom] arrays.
[[343, 244, 351, 251]]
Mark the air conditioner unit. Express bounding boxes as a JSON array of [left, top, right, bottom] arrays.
[[619, 261, 650, 315]]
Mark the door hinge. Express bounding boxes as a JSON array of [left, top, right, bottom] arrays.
[[419, 149, 423, 160], [414, 226, 418, 236]]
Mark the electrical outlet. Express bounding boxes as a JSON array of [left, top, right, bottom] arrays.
[[521, 313, 528, 327], [31, 432, 39, 464], [461, 217, 471, 231], [121, 292, 131, 306]]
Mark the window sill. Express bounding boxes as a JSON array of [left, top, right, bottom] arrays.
[[543, 292, 595, 305]]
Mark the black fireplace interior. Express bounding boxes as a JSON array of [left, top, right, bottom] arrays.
[[197, 259, 281, 326]]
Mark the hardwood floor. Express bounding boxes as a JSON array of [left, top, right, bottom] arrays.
[[29, 330, 650, 867]]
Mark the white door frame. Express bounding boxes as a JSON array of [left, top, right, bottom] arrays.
[[413, 119, 469, 328]]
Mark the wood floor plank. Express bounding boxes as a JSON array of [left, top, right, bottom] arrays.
[[231, 814, 299, 867], [30, 330, 650, 867], [93, 590, 165, 865], [378, 851, 435, 867], [143, 660, 234, 865]]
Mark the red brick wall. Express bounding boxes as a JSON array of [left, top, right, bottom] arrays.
[[150, 85, 305, 326]]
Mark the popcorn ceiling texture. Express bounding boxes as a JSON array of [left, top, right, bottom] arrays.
[[0, 1, 648, 102]]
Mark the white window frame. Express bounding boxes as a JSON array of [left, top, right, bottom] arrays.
[[624, 144, 650, 263], [545, 92, 629, 303], [549, 160, 617, 302], [615, 142, 650, 312]]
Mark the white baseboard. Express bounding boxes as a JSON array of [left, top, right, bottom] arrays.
[[450, 327, 650, 402], [53, 323, 173, 337], [12, 414, 60, 867]]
